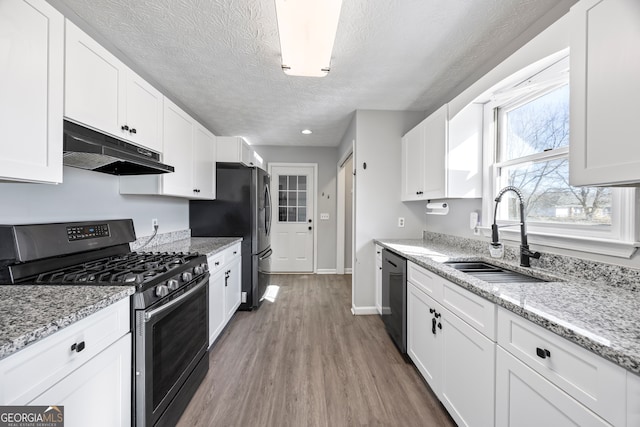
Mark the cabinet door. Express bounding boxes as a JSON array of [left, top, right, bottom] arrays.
[[440, 307, 495, 427], [447, 103, 482, 198], [225, 257, 242, 321], [64, 20, 125, 140], [0, 0, 63, 184], [124, 70, 163, 152], [422, 105, 447, 199], [208, 268, 225, 348], [407, 282, 441, 395], [192, 124, 216, 199], [161, 100, 194, 197], [30, 335, 131, 427], [401, 124, 425, 201], [570, 0, 640, 186], [496, 347, 611, 427]]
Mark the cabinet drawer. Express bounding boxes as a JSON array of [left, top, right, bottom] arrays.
[[629, 372, 640, 427], [441, 279, 496, 340], [226, 243, 241, 262], [497, 307, 626, 426], [207, 252, 225, 275], [407, 262, 443, 301], [0, 298, 130, 405]]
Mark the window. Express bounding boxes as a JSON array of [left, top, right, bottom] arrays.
[[278, 175, 307, 222], [496, 84, 612, 227], [483, 53, 636, 256]]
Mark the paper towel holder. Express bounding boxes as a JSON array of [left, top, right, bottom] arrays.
[[426, 201, 449, 215]]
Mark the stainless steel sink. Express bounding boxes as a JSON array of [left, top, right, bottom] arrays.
[[444, 261, 547, 283]]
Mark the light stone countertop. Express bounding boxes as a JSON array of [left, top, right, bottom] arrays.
[[375, 238, 640, 376], [0, 285, 134, 360], [141, 236, 242, 256]]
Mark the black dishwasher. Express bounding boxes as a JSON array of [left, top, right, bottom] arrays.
[[381, 248, 407, 354]]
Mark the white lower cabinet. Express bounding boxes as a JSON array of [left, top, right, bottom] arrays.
[[30, 335, 131, 427], [224, 253, 242, 321], [407, 282, 441, 390], [0, 298, 131, 426], [496, 347, 610, 427], [207, 243, 242, 347], [407, 281, 494, 427]]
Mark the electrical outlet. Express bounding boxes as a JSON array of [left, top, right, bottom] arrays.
[[152, 218, 158, 229], [398, 217, 405, 227]]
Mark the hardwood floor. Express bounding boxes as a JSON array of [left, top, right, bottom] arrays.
[[178, 274, 456, 427]]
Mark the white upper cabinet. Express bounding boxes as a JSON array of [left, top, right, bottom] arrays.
[[446, 104, 483, 198], [0, 0, 64, 184], [217, 136, 264, 169], [422, 105, 447, 200], [400, 104, 482, 201], [161, 100, 195, 197], [193, 123, 217, 199], [65, 20, 163, 153], [569, 0, 640, 186], [401, 123, 425, 200], [119, 98, 216, 199]]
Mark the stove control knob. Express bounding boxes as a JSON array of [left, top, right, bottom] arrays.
[[200, 262, 209, 272], [155, 284, 169, 298], [166, 279, 179, 291], [181, 272, 193, 282], [193, 265, 204, 275]]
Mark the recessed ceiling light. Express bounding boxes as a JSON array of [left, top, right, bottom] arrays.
[[301, 129, 312, 135]]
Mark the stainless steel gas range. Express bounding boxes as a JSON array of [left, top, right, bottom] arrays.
[[0, 219, 209, 427]]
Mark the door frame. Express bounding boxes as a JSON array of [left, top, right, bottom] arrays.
[[336, 147, 354, 275], [268, 162, 318, 273]]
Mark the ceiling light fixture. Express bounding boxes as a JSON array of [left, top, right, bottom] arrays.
[[275, 0, 343, 77], [301, 129, 312, 135]]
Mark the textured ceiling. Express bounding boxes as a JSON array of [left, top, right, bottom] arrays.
[[54, 0, 575, 147]]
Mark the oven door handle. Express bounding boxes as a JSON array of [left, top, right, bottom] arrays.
[[144, 275, 208, 322]]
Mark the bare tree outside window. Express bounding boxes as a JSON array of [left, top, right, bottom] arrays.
[[497, 84, 612, 226]]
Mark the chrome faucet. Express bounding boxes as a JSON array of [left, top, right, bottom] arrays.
[[491, 186, 541, 267]]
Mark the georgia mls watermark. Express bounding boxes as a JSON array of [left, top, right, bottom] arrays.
[[0, 406, 64, 427]]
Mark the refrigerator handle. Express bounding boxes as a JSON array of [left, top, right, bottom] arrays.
[[265, 183, 272, 236]]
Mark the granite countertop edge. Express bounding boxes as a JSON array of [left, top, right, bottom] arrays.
[[375, 238, 640, 376], [0, 286, 135, 361], [142, 236, 243, 257]]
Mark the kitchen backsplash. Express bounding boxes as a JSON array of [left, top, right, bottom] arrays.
[[424, 231, 640, 292], [130, 229, 191, 251]]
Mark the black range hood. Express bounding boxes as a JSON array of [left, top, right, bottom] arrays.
[[63, 120, 174, 175]]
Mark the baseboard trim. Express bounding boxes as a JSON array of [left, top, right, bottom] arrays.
[[351, 306, 379, 315], [316, 269, 337, 274], [344, 268, 352, 274]]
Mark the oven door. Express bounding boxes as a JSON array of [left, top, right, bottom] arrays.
[[135, 275, 209, 426]]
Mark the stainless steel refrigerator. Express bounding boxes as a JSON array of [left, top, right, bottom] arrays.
[[189, 164, 272, 310]]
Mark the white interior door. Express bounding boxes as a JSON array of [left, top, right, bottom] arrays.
[[270, 164, 315, 272]]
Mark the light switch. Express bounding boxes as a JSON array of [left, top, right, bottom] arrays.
[[320, 213, 330, 220]]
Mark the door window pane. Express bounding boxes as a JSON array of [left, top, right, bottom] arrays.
[[277, 175, 308, 223]]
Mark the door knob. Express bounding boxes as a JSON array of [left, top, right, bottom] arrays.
[[308, 226, 312, 230], [308, 219, 312, 223]]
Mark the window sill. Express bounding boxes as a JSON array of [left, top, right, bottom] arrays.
[[479, 227, 640, 258]]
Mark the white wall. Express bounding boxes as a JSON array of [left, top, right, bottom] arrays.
[[351, 110, 426, 312], [254, 145, 338, 271], [0, 166, 188, 237]]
